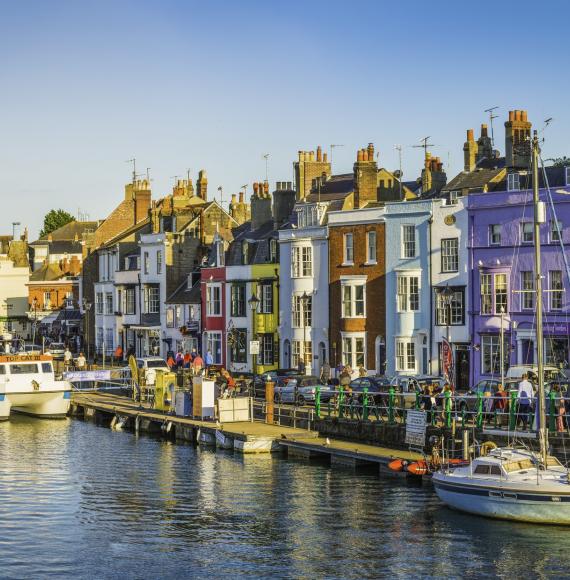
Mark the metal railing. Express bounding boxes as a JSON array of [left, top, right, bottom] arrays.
[[256, 386, 568, 435]]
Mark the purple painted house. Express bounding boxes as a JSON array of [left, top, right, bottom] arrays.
[[468, 165, 570, 386]]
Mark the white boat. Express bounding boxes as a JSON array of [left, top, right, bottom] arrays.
[[433, 131, 570, 524], [0, 334, 71, 420]]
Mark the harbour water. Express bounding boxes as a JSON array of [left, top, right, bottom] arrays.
[[2, 417, 570, 579]]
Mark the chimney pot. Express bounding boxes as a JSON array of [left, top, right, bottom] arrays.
[[467, 128, 474, 141], [357, 149, 364, 162], [323, 152, 328, 163], [509, 110, 515, 122], [522, 110, 528, 122], [239, 191, 244, 203], [367, 142, 374, 161], [316, 145, 322, 162]]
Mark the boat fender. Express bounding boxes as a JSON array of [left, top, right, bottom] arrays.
[[480, 441, 497, 456]]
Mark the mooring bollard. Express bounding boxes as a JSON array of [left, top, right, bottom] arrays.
[[388, 387, 395, 424], [509, 391, 517, 431], [549, 390, 556, 433], [265, 380, 274, 424], [338, 386, 345, 419], [445, 390, 452, 428], [476, 391, 483, 428], [363, 387, 369, 422], [315, 385, 321, 419]]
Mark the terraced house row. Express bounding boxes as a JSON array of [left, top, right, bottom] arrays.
[[80, 108, 570, 388]]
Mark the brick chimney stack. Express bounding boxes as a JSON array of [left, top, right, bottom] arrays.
[[293, 145, 332, 200], [505, 109, 532, 169], [251, 181, 272, 231], [354, 143, 378, 208], [463, 128, 478, 172], [196, 170, 208, 200]]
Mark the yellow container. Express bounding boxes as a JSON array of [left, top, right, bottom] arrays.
[[154, 371, 177, 411]]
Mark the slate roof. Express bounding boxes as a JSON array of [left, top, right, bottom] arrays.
[[33, 220, 98, 244], [442, 168, 505, 194], [225, 220, 279, 267], [46, 240, 83, 254], [306, 173, 354, 202], [29, 263, 66, 282], [166, 280, 201, 304], [490, 166, 569, 192]]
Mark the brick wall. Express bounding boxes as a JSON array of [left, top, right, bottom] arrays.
[[329, 222, 385, 371]]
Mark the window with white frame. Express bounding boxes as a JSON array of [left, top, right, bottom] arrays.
[[435, 289, 464, 325], [291, 246, 312, 277], [507, 173, 520, 191], [366, 231, 377, 264], [206, 332, 222, 364], [229, 328, 247, 363], [259, 283, 273, 314], [156, 250, 162, 274], [292, 340, 311, 368], [521, 271, 534, 310], [174, 305, 181, 326], [260, 334, 274, 366], [144, 286, 160, 314], [397, 274, 420, 312], [489, 224, 501, 246], [480, 273, 492, 315], [125, 288, 136, 315], [448, 191, 460, 205], [495, 273, 508, 314], [342, 335, 365, 369], [521, 222, 533, 243], [550, 270, 563, 311], [105, 292, 113, 314], [550, 220, 562, 243], [566, 167, 570, 187], [292, 294, 312, 328], [395, 339, 416, 372], [402, 225, 416, 258], [341, 282, 365, 318], [143, 251, 149, 274], [206, 284, 222, 316], [343, 233, 354, 264], [481, 335, 509, 375], [230, 283, 246, 317], [44, 291, 52, 310], [95, 292, 103, 314], [441, 238, 459, 272], [96, 327, 103, 353], [166, 308, 174, 328], [105, 328, 114, 354]]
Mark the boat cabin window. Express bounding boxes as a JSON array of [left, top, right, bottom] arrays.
[[474, 464, 503, 476], [10, 363, 39, 374], [41, 363, 52, 373], [504, 459, 534, 472]]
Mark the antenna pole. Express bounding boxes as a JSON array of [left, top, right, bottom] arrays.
[[395, 145, 403, 200], [484, 106, 499, 148], [263, 154, 270, 182]]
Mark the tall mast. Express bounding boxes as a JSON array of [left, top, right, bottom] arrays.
[[532, 130, 547, 465]]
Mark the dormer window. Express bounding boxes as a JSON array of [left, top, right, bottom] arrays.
[[448, 191, 460, 205], [565, 166, 570, 186], [507, 173, 520, 192]]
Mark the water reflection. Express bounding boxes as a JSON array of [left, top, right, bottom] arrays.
[[1, 416, 570, 579]]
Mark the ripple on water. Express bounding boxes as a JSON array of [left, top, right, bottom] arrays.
[[2, 416, 570, 579]]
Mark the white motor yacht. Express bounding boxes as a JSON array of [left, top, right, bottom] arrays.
[[0, 334, 71, 419]]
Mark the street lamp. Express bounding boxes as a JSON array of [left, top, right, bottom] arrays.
[[31, 297, 38, 344], [300, 291, 311, 375], [248, 293, 260, 384], [82, 298, 92, 361]]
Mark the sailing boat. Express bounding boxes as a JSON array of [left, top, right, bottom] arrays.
[[433, 131, 570, 524]]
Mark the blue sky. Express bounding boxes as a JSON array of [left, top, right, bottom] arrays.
[[1, 0, 569, 238]]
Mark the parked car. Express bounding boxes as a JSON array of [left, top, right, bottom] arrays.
[[274, 375, 334, 405], [253, 369, 300, 398], [46, 342, 66, 360], [348, 377, 391, 405], [19, 344, 43, 355], [455, 379, 517, 413]]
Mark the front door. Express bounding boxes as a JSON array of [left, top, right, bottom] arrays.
[[455, 348, 470, 391], [522, 340, 534, 364]]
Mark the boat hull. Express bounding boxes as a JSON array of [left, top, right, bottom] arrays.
[[0, 390, 71, 420], [433, 476, 570, 525]]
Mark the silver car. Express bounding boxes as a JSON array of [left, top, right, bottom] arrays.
[[47, 342, 66, 359], [274, 375, 333, 405]]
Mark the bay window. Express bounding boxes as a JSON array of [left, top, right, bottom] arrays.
[[397, 274, 420, 312]]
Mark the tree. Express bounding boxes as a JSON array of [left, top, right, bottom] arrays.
[[39, 209, 75, 238], [551, 157, 570, 167]]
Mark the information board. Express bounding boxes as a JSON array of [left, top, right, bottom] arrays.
[[405, 409, 427, 447]]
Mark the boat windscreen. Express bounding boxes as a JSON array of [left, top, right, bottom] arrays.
[[503, 459, 534, 472]]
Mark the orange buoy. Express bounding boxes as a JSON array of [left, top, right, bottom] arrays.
[[388, 458, 407, 472], [406, 460, 430, 476]]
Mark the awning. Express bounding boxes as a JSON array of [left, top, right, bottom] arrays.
[[39, 311, 59, 326]]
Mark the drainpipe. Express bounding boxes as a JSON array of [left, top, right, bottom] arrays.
[[138, 273, 143, 356], [428, 210, 433, 375]]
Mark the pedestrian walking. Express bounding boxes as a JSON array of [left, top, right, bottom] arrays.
[[192, 353, 204, 375], [517, 373, 533, 429], [76, 352, 86, 370], [63, 347, 73, 370]]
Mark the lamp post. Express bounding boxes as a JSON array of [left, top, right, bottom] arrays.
[[248, 293, 260, 388], [82, 298, 92, 361], [300, 291, 311, 375], [441, 285, 454, 385], [32, 297, 38, 344]]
